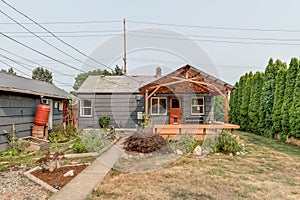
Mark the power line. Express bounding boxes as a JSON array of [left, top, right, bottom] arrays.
[[1, 0, 115, 72], [0, 60, 30, 77], [0, 32, 85, 72], [0, 20, 120, 25], [126, 33, 300, 46], [128, 20, 300, 33], [2, 30, 122, 34], [0, 48, 75, 77], [0, 9, 100, 71], [0, 54, 75, 87]]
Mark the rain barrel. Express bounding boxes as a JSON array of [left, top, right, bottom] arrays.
[[34, 104, 51, 126]]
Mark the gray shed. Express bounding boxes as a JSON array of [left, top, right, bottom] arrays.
[[0, 72, 73, 152]]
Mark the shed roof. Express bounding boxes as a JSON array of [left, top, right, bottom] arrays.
[[0, 72, 73, 99], [77, 75, 160, 93]]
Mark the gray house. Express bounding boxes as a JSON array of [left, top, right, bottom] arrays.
[[0, 72, 73, 152], [77, 65, 235, 129]]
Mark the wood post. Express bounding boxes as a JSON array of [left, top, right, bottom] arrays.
[[145, 90, 149, 116], [225, 89, 229, 123]]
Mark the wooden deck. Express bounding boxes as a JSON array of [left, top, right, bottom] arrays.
[[153, 123, 240, 140]]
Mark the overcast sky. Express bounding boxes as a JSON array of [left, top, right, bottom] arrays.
[[1, 0, 300, 91]]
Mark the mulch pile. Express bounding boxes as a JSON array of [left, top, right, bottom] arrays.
[[123, 132, 167, 153]]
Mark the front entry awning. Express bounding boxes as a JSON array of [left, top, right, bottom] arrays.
[[139, 65, 235, 123]]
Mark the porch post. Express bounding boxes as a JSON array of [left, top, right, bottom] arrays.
[[145, 89, 149, 116], [225, 89, 229, 123]]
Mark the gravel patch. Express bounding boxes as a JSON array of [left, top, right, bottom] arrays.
[[0, 167, 50, 200]]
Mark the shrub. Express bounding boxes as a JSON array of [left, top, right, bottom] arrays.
[[213, 131, 241, 155], [72, 136, 88, 153], [73, 130, 110, 153], [98, 115, 110, 129], [49, 124, 78, 143], [169, 133, 194, 153]]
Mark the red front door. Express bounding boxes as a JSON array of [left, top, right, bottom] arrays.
[[170, 98, 182, 124]]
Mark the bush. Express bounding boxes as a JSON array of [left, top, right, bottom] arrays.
[[98, 115, 110, 128], [169, 134, 195, 153], [49, 124, 78, 143], [213, 131, 241, 155], [72, 136, 88, 153], [73, 130, 110, 153]]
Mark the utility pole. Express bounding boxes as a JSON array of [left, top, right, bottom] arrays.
[[123, 18, 127, 75]]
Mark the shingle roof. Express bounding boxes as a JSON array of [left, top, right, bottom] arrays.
[[0, 72, 73, 99], [77, 75, 160, 93]]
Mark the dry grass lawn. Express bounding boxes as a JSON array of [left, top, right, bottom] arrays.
[[88, 131, 300, 200]]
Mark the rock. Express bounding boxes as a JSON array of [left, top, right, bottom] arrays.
[[229, 153, 233, 156], [63, 170, 74, 177], [53, 182, 60, 189], [175, 149, 183, 155], [236, 152, 240, 156], [193, 146, 202, 156]]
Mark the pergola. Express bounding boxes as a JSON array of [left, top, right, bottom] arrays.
[[139, 65, 235, 123]]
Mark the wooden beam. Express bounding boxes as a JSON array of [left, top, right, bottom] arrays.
[[148, 86, 161, 98], [145, 90, 149, 116], [225, 89, 229, 123]]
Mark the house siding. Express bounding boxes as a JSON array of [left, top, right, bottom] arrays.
[[78, 93, 144, 129], [149, 93, 213, 125], [0, 92, 65, 152]]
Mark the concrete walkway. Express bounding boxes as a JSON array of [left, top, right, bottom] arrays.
[[49, 145, 124, 200]]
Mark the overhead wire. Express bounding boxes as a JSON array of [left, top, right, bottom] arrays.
[[0, 9, 102, 71]]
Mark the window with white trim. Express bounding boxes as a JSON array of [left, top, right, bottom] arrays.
[[80, 100, 92, 117], [151, 97, 167, 115], [191, 97, 204, 115]]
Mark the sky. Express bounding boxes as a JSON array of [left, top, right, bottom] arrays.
[[1, 0, 300, 92]]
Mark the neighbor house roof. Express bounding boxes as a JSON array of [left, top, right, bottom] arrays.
[[0, 72, 73, 99], [77, 75, 160, 93]]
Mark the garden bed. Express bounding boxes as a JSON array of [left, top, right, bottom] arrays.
[[25, 164, 89, 192], [20, 136, 50, 151]]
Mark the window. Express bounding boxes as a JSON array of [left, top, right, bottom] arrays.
[[151, 97, 167, 115], [191, 97, 204, 115], [80, 100, 92, 117], [172, 99, 180, 108]]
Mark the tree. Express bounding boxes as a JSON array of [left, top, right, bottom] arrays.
[[272, 66, 287, 138], [258, 58, 281, 137], [73, 66, 123, 91], [289, 69, 300, 139], [1, 67, 17, 75], [73, 69, 112, 91], [240, 72, 253, 130], [229, 82, 239, 124], [281, 58, 299, 139], [236, 75, 247, 125], [32, 67, 53, 83], [113, 65, 124, 75], [214, 95, 225, 122], [248, 72, 264, 133]]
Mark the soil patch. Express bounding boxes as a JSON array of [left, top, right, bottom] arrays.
[[31, 165, 88, 190]]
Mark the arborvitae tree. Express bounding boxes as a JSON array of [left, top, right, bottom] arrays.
[[214, 95, 225, 122], [281, 58, 299, 139], [229, 82, 239, 124], [240, 72, 253, 130], [236, 75, 247, 125], [258, 58, 281, 137], [289, 70, 300, 139], [248, 71, 264, 133], [272, 66, 287, 138]]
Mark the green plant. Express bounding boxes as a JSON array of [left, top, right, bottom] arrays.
[[169, 133, 194, 152], [73, 130, 111, 153], [72, 136, 88, 153], [213, 131, 241, 155], [98, 115, 110, 129], [49, 124, 78, 143], [186, 139, 203, 153]]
